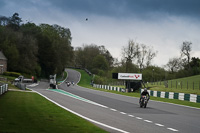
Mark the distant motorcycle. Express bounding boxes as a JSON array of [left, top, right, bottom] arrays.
[[71, 81, 75, 86], [66, 81, 71, 87], [140, 96, 148, 108]]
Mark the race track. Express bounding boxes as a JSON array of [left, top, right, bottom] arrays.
[[29, 69, 200, 133]]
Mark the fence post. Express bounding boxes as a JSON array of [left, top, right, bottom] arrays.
[[6, 84, 8, 91], [171, 81, 172, 88], [193, 82, 194, 90], [181, 81, 182, 89]]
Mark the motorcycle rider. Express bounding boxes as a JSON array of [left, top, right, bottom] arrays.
[[139, 88, 150, 103], [71, 81, 75, 86]]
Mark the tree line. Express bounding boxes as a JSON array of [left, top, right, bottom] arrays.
[[0, 13, 73, 78], [72, 40, 199, 84], [0, 13, 199, 82]]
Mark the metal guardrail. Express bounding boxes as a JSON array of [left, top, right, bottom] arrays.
[[0, 84, 8, 95]]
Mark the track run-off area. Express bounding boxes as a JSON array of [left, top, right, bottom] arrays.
[[28, 69, 200, 133]]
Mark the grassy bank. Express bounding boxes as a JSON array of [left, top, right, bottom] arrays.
[[0, 91, 107, 133], [146, 75, 200, 95], [75, 69, 200, 108]]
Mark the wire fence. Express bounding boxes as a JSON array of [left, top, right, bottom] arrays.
[[149, 80, 200, 90]]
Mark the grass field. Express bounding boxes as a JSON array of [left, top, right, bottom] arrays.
[[75, 69, 200, 108], [145, 75, 200, 95], [0, 91, 107, 133]]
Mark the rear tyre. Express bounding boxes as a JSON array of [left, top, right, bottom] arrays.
[[144, 102, 147, 108]]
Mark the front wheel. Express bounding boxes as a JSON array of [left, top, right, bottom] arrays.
[[140, 99, 144, 108], [144, 102, 147, 108]]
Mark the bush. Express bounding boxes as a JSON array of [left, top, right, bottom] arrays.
[[3, 71, 21, 77]]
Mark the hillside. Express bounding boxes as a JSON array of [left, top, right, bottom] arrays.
[[148, 75, 200, 95]]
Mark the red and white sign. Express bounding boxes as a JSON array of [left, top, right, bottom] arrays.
[[118, 73, 142, 80]]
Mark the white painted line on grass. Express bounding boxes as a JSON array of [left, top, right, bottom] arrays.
[[31, 89, 130, 133], [155, 123, 164, 127], [136, 117, 143, 120], [144, 120, 153, 123], [167, 128, 179, 132]]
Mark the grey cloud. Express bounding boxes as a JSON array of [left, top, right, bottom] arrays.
[[47, 0, 200, 19]]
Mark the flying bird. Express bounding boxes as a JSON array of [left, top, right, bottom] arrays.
[[86, 18, 88, 21]]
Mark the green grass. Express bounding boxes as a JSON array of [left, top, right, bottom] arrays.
[[75, 69, 93, 88], [0, 91, 107, 133], [56, 71, 67, 83], [146, 75, 200, 95], [75, 69, 200, 108]]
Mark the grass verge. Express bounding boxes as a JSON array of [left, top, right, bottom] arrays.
[[75, 69, 200, 108], [146, 75, 200, 95], [147, 84, 200, 95], [0, 91, 107, 133]]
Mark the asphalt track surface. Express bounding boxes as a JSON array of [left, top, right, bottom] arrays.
[[29, 69, 200, 133]]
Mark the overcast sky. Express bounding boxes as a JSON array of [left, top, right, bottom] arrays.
[[0, 0, 200, 67]]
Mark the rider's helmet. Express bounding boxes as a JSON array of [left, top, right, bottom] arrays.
[[144, 88, 147, 92]]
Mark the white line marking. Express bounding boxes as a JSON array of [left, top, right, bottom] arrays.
[[30, 89, 130, 133], [151, 99, 200, 110], [144, 120, 153, 123], [27, 83, 39, 87], [120, 112, 126, 115], [155, 123, 164, 127], [110, 108, 117, 111], [128, 115, 135, 117], [8, 89, 35, 93], [167, 128, 179, 132], [136, 117, 143, 120]]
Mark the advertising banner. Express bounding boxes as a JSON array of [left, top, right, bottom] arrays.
[[118, 73, 142, 80]]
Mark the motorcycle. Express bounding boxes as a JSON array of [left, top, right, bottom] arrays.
[[140, 95, 148, 108], [66, 81, 71, 87]]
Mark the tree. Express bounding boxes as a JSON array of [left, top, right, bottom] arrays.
[[122, 40, 138, 72], [146, 46, 157, 67], [0, 16, 9, 26], [136, 44, 146, 71], [0, 13, 73, 78], [188, 57, 200, 75], [99, 45, 114, 68], [122, 40, 157, 72], [92, 55, 109, 72], [74, 44, 113, 72], [74, 44, 100, 69], [180, 41, 192, 69], [39, 24, 73, 77], [0, 27, 20, 72], [166, 57, 181, 73], [8, 13, 22, 31]]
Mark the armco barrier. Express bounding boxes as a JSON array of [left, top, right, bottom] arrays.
[[93, 84, 126, 93], [0, 84, 8, 96], [141, 89, 200, 103]]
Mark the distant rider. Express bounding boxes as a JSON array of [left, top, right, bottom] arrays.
[[140, 88, 150, 103]]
